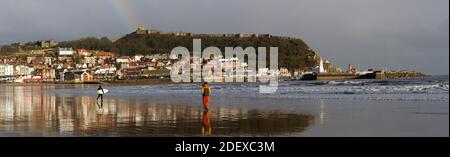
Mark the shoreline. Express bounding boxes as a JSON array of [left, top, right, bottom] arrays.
[[0, 78, 174, 86], [0, 75, 446, 87]]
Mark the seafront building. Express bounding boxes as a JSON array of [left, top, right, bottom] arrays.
[[58, 47, 74, 56]]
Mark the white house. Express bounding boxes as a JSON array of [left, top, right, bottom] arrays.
[[0, 65, 5, 76], [148, 67, 156, 71], [147, 53, 169, 60], [15, 65, 33, 76], [58, 47, 74, 56], [56, 64, 63, 70], [44, 57, 52, 65], [84, 57, 97, 64], [134, 55, 144, 61], [95, 66, 117, 74], [5, 65, 14, 76], [116, 57, 130, 63]]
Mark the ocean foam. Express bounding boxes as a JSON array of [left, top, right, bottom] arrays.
[[48, 77, 449, 101]]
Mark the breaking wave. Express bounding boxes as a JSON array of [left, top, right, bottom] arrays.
[[50, 76, 449, 101]]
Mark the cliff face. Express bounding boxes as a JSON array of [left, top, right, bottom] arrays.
[[113, 32, 322, 71]]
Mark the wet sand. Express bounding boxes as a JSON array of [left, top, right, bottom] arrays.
[[0, 84, 448, 137]]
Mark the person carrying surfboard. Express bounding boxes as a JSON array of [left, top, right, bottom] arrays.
[[97, 85, 104, 102], [201, 82, 212, 111]]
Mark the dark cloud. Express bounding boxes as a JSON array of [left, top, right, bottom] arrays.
[[0, 0, 448, 74]]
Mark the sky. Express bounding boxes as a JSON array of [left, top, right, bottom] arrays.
[[0, 0, 448, 75]]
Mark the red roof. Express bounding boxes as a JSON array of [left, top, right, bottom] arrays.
[[95, 51, 114, 56]]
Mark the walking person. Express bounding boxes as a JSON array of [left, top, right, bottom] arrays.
[[97, 85, 105, 101], [201, 82, 212, 111], [97, 85, 105, 107]]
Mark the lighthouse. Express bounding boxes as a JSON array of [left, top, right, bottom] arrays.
[[319, 59, 325, 73], [312, 58, 327, 73]]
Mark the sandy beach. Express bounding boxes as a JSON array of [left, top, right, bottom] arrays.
[[0, 76, 448, 137]]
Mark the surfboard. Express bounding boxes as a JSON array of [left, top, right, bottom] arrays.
[[97, 89, 109, 94]]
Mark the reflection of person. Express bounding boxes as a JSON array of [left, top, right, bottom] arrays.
[[201, 110, 211, 136], [97, 85, 104, 103], [201, 82, 212, 111]]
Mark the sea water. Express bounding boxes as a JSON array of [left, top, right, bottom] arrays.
[[0, 76, 448, 136]]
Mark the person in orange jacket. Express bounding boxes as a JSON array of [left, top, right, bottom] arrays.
[[201, 82, 212, 111]]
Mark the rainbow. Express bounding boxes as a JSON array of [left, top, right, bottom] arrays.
[[110, 0, 141, 31]]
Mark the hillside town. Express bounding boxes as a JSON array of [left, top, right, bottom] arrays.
[[0, 47, 178, 83], [0, 46, 340, 83]]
